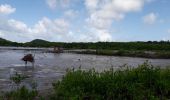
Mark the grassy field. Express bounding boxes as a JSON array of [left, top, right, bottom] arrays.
[[1, 62, 170, 100]]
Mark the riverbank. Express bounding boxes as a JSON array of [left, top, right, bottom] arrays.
[[69, 49, 170, 59], [1, 62, 170, 100], [1, 46, 170, 59]]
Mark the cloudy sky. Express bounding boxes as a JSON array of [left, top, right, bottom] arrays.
[[0, 0, 169, 42]]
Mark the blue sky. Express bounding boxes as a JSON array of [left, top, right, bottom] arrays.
[[0, 0, 169, 42]]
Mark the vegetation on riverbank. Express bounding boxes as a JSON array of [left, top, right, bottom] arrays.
[[1, 62, 170, 100], [1, 38, 170, 51], [1, 37, 170, 58], [76, 49, 170, 59], [1, 86, 38, 100], [51, 62, 170, 100]]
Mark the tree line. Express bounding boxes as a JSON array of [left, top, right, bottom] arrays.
[[1, 38, 170, 51]]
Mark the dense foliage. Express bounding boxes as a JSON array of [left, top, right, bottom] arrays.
[[1, 38, 170, 51], [51, 62, 170, 100], [62, 41, 170, 51], [0, 38, 20, 46]]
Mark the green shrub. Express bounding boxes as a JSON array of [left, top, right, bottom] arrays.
[[10, 72, 28, 85], [51, 62, 170, 100], [4, 86, 38, 100]]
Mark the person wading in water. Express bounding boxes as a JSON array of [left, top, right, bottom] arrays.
[[21, 54, 35, 68]]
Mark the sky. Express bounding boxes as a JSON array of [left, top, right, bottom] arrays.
[[0, 0, 170, 42]]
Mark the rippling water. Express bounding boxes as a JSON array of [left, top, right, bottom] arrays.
[[0, 49, 170, 91]]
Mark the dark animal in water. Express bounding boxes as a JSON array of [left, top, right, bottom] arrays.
[[21, 54, 35, 67]]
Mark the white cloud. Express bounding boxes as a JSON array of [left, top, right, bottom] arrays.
[[8, 19, 28, 33], [143, 13, 157, 24], [0, 4, 16, 15], [95, 29, 112, 41], [64, 9, 78, 19], [46, 0, 75, 9], [0, 0, 156, 42], [85, 0, 150, 41], [0, 16, 100, 42], [46, 0, 57, 9], [0, 17, 70, 42], [85, 0, 99, 13], [31, 17, 69, 34]]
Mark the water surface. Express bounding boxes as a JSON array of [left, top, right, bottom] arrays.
[[0, 50, 170, 91]]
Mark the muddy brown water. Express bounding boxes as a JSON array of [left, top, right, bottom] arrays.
[[0, 49, 170, 92]]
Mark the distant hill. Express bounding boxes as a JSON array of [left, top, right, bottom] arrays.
[[0, 37, 11, 42], [0, 38, 58, 47], [29, 39, 50, 43], [0, 37, 16, 46], [25, 39, 55, 47]]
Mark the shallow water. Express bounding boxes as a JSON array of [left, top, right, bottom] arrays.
[[0, 50, 170, 91]]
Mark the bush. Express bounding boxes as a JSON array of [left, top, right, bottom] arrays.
[[4, 86, 38, 100], [51, 62, 170, 100]]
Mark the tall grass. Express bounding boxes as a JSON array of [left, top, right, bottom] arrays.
[[51, 62, 170, 100], [4, 86, 37, 100], [1, 72, 38, 100], [1, 62, 170, 100]]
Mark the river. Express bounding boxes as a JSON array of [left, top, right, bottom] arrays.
[[0, 49, 170, 92]]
